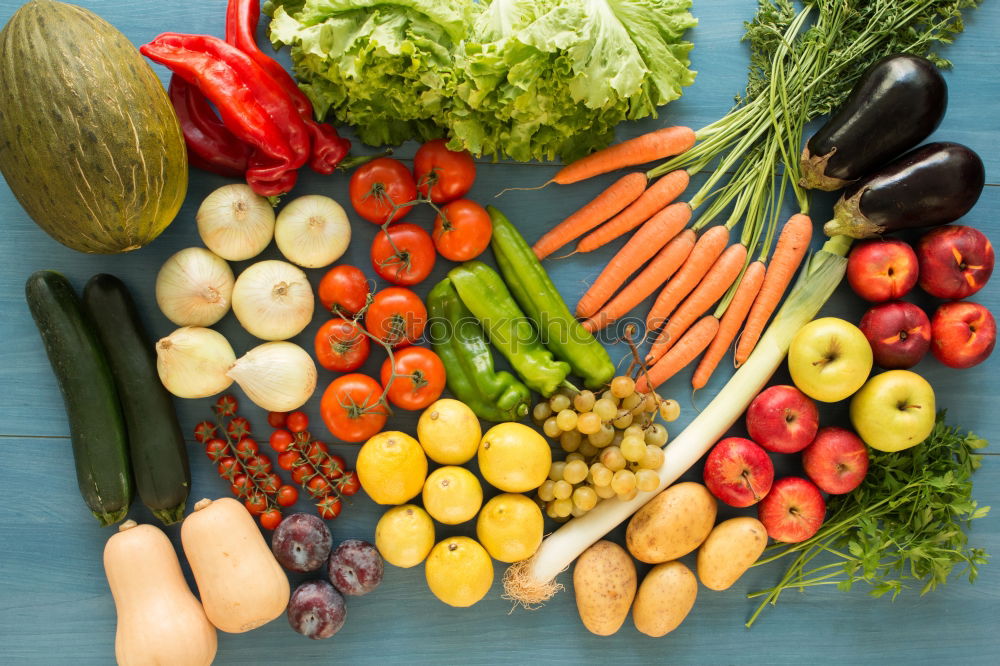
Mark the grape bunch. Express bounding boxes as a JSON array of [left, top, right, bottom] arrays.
[[532, 376, 680, 520]]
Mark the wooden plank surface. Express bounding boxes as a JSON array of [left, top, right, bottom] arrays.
[[1, 0, 998, 663]]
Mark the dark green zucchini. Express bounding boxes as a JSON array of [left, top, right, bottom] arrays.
[[25, 271, 132, 526], [83, 274, 190, 525]]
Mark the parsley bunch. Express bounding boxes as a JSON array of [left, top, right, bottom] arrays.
[[746, 413, 990, 627]]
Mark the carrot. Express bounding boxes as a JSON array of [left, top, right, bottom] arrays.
[[575, 202, 692, 319], [576, 169, 689, 253], [636, 316, 719, 392], [645, 225, 730, 332], [552, 126, 696, 186], [646, 243, 747, 364], [734, 213, 814, 367], [533, 173, 647, 260], [691, 260, 766, 391], [583, 229, 696, 332]]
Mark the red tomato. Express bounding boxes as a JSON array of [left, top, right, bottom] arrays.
[[349, 157, 417, 224], [204, 438, 227, 461], [234, 438, 259, 458], [245, 455, 272, 477], [320, 453, 346, 480], [216, 457, 238, 478], [193, 421, 217, 443], [286, 411, 309, 433], [267, 411, 287, 428], [291, 463, 317, 485], [244, 493, 267, 516], [371, 223, 437, 285], [364, 287, 427, 348], [413, 139, 476, 203], [260, 509, 283, 530], [270, 428, 293, 453], [276, 485, 299, 507], [320, 373, 388, 443], [380, 347, 447, 410], [317, 496, 343, 520], [307, 475, 332, 498], [277, 450, 301, 470], [432, 199, 493, 261], [230, 474, 250, 497], [314, 319, 371, 372], [338, 470, 361, 496], [317, 265, 370, 314]]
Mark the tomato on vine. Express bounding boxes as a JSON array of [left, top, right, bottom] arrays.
[[349, 157, 417, 224], [413, 139, 476, 203], [276, 485, 299, 507], [320, 373, 388, 442], [317, 496, 343, 520], [432, 199, 493, 261], [267, 411, 287, 428], [317, 264, 370, 314], [370, 223, 436, 286], [314, 319, 371, 372], [364, 287, 427, 348], [270, 428, 293, 453], [260, 508, 283, 530], [338, 471, 361, 496], [286, 411, 309, 433], [380, 346, 446, 410], [244, 493, 268, 516]]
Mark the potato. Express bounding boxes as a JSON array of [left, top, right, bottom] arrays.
[[626, 482, 717, 563], [697, 516, 769, 591], [572, 540, 636, 636], [632, 561, 698, 637]]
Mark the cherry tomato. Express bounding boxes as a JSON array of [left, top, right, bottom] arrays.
[[432, 199, 493, 261], [413, 139, 476, 203], [230, 474, 251, 497], [277, 485, 299, 507], [349, 157, 417, 224], [277, 450, 302, 470], [235, 438, 259, 458], [320, 373, 389, 443], [317, 264, 370, 314], [317, 496, 343, 520], [245, 455, 273, 477], [307, 475, 332, 498], [286, 411, 309, 433], [291, 463, 317, 485], [306, 441, 330, 465], [320, 453, 346, 480], [260, 473, 282, 495], [260, 508, 283, 530], [365, 287, 427, 348], [245, 494, 268, 516], [226, 416, 251, 440], [193, 421, 217, 443], [380, 347, 446, 410], [204, 438, 227, 461], [370, 223, 436, 286], [338, 471, 361, 496], [270, 428, 293, 453], [215, 394, 238, 416], [314, 319, 371, 372], [217, 457, 238, 479], [267, 411, 287, 428]]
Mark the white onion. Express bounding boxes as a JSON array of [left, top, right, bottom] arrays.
[[227, 341, 317, 412], [155, 247, 235, 327], [196, 184, 275, 261], [231, 260, 314, 340], [156, 327, 236, 399], [274, 194, 351, 268]]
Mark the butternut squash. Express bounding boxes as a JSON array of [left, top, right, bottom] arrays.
[[103, 520, 217, 666], [181, 497, 290, 633]]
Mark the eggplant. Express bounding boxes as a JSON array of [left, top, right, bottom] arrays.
[[823, 142, 984, 239], [801, 54, 947, 191]]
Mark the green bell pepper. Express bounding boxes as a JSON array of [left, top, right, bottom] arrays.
[[448, 261, 571, 397], [488, 205, 616, 390], [426, 278, 530, 422]]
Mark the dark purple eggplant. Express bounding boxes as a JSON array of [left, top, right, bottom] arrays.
[[801, 54, 947, 191], [823, 142, 984, 239]]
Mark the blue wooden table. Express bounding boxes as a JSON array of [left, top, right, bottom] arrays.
[[1, 1, 998, 664]]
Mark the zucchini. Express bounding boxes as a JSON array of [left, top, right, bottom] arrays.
[[25, 271, 132, 526], [83, 274, 190, 525]]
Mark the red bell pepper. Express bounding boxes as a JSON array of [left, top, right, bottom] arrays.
[[168, 74, 250, 179]]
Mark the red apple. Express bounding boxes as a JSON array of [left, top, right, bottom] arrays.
[[931, 301, 996, 369], [757, 477, 826, 543], [846, 239, 920, 302], [917, 225, 994, 300], [702, 437, 775, 507], [801, 427, 869, 494], [858, 301, 932, 369], [745, 385, 819, 453]]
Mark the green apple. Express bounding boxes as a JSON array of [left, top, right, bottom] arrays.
[[849, 370, 936, 452], [788, 317, 873, 402]]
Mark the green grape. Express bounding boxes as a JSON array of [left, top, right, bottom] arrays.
[[600, 446, 626, 472], [611, 469, 636, 495], [578, 439, 599, 458], [565, 452, 586, 463], [560, 429, 582, 452], [549, 393, 571, 412], [640, 444, 665, 470], [543, 416, 561, 438], [548, 461, 566, 482], [621, 435, 646, 462], [553, 479, 573, 500], [553, 497, 573, 518], [635, 469, 659, 492], [588, 424, 615, 448], [573, 390, 596, 412], [571, 503, 588, 518], [573, 486, 598, 511], [537, 479, 556, 502], [644, 423, 668, 447], [619, 486, 639, 502], [563, 459, 588, 485], [612, 409, 634, 429], [592, 398, 617, 421], [545, 500, 560, 519], [532, 402, 552, 423], [621, 392, 643, 411], [623, 425, 645, 440], [594, 483, 617, 499], [642, 393, 659, 413], [576, 411, 602, 435], [590, 462, 613, 487], [610, 431, 624, 449], [610, 376, 635, 398], [600, 390, 620, 405], [555, 409, 579, 431], [659, 398, 681, 422]]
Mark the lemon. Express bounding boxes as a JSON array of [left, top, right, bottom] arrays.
[[425, 537, 494, 607], [478, 422, 551, 492], [422, 466, 483, 525], [375, 504, 435, 568], [476, 493, 544, 563], [417, 399, 482, 465], [356, 431, 428, 505]]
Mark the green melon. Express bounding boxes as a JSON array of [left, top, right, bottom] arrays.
[[0, 0, 187, 254]]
